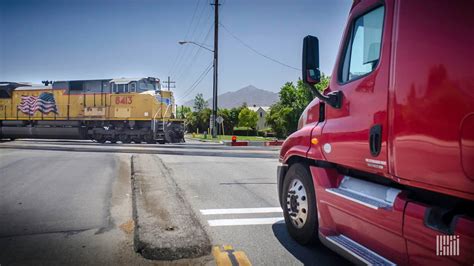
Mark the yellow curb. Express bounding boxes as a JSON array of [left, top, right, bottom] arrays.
[[212, 245, 252, 266]]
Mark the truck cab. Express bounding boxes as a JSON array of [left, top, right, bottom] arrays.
[[277, 0, 474, 264]]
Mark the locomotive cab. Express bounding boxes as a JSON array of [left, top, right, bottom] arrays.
[[110, 77, 158, 94]]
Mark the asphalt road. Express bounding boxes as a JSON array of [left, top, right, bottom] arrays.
[[0, 139, 347, 265], [0, 139, 279, 159], [158, 149, 348, 265], [0, 149, 154, 265]]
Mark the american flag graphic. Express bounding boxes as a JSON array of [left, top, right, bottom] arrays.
[[18, 92, 58, 115]]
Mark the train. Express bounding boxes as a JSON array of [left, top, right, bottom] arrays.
[[0, 77, 185, 144]]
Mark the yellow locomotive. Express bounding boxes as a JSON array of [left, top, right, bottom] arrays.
[[0, 77, 184, 143]]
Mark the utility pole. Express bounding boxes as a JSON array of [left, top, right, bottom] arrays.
[[211, 0, 219, 138], [162, 76, 176, 91]]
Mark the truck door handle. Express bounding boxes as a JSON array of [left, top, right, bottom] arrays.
[[369, 124, 382, 156]]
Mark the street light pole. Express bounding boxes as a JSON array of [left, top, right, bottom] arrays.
[[178, 41, 213, 52], [178, 0, 219, 138], [211, 0, 219, 138]]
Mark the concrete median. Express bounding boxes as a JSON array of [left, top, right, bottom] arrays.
[[224, 140, 284, 146], [131, 154, 211, 260]]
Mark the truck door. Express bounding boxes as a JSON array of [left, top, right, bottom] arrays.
[[315, 1, 408, 264], [322, 1, 391, 177]]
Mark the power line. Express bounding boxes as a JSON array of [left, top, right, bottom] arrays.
[[172, 0, 211, 78], [183, 0, 203, 40], [177, 66, 212, 103], [170, 0, 211, 78], [175, 24, 213, 83], [175, 18, 213, 82], [162, 76, 176, 91], [182, 62, 212, 97], [176, 61, 213, 102], [168, 0, 202, 77], [220, 22, 301, 71], [180, 64, 210, 98]]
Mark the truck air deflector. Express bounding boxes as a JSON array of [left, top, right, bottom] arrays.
[[324, 234, 396, 266], [325, 176, 401, 210]]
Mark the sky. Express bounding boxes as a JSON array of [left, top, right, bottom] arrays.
[[0, 0, 352, 104]]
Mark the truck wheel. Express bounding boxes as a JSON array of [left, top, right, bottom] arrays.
[[282, 163, 319, 245]]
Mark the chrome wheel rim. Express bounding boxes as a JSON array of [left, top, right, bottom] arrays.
[[286, 178, 308, 229]]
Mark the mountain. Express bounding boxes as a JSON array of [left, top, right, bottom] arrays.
[[183, 85, 279, 109]]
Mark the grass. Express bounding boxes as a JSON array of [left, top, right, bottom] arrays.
[[233, 126, 253, 130], [186, 134, 277, 142]]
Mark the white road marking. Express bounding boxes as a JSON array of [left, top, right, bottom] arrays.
[[200, 207, 282, 215], [208, 217, 284, 226]]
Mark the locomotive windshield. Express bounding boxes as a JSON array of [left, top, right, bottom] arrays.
[[109, 77, 157, 93], [139, 80, 155, 92]]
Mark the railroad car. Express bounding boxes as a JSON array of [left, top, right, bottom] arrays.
[[0, 77, 184, 143]]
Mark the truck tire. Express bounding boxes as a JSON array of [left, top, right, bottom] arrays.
[[282, 162, 319, 245]]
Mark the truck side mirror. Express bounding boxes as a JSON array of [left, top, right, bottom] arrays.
[[302, 35, 343, 109], [302, 35, 321, 85]]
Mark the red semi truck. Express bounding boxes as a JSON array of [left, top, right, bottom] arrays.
[[277, 0, 473, 265]]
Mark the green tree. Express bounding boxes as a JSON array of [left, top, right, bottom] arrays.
[[185, 111, 198, 132], [314, 73, 330, 93], [229, 105, 244, 133], [197, 108, 212, 133], [266, 103, 291, 138], [238, 108, 258, 135], [266, 74, 330, 138], [217, 108, 233, 135], [193, 93, 208, 112], [184, 107, 211, 134], [177, 106, 192, 119]]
